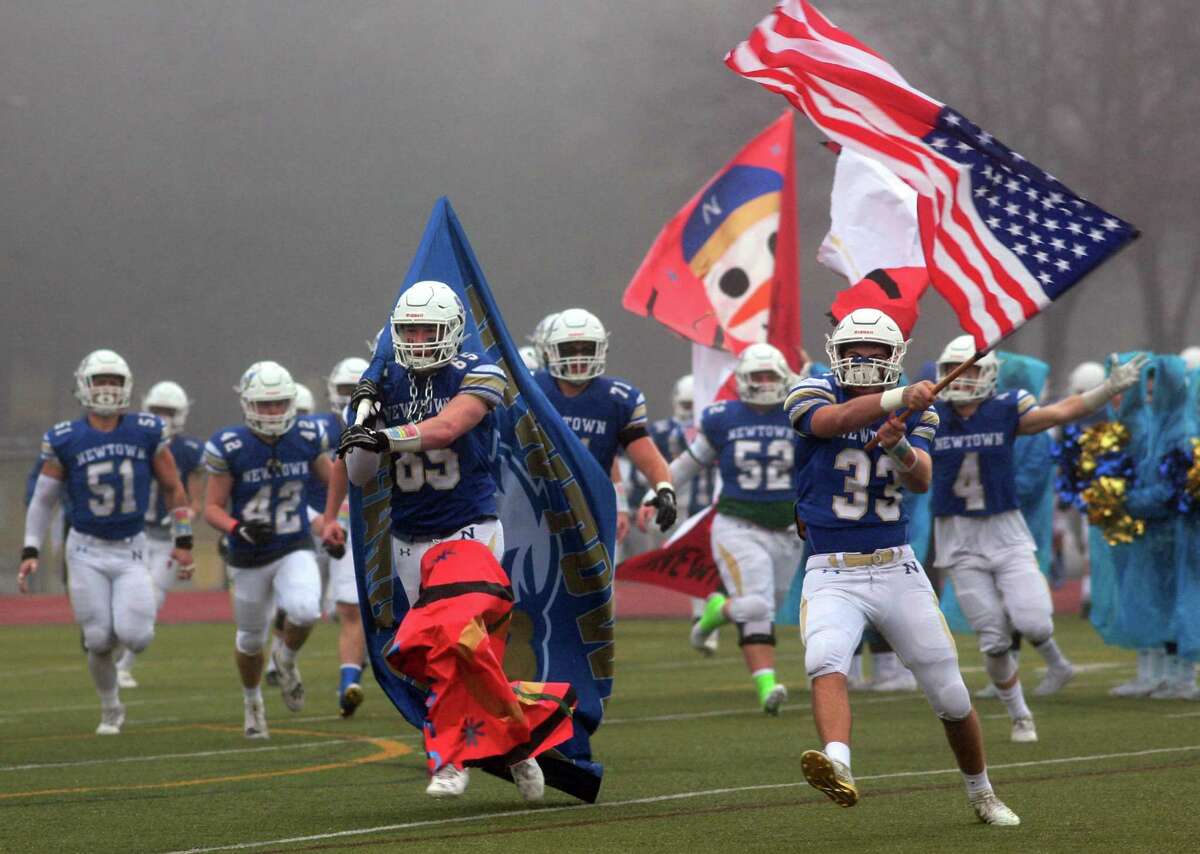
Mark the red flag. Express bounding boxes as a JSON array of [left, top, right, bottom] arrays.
[[830, 267, 927, 338], [726, 0, 1137, 351], [624, 112, 799, 358], [615, 508, 720, 598]]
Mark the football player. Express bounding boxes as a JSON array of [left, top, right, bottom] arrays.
[[666, 345, 797, 714], [786, 309, 1017, 826], [113, 380, 204, 688], [203, 361, 333, 739], [535, 308, 676, 539], [529, 311, 560, 369], [931, 336, 1146, 742], [19, 350, 195, 735], [333, 280, 518, 797]]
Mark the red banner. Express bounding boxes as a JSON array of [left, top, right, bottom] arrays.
[[615, 508, 721, 598]]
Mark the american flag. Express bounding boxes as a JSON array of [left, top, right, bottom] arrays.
[[725, 0, 1138, 351]]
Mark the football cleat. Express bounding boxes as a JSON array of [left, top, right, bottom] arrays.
[[510, 758, 545, 802], [762, 684, 788, 716], [1010, 716, 1038, 743], [1033, 663, 1077, 696], [116, 669, 138, 689], [1109, 678, 1161, 698], [95, 703, 126, 736], [689, 621, 717, 657], [970, 791, 1021, 826], [801, 749, 858, 808], [270, 647, 305, 713], [339, 683, 364, 718], [425, 764, 469, 798], [243, 698, 269, 739]]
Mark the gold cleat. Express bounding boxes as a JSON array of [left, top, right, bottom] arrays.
[[801, 749, 859, 807]]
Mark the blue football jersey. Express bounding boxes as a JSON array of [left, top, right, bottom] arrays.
[[534, 371, 648, 472], [700, 400, 797, 504], [304, 411, 344, 514], [649, 417, 715, 516], [204, 420, 328, 567], [375, 352, 506, 537], [143, 434, 203, 535], [931, 390, 1037, 518], [41, 413, 169, 539], [786, 373, 939, 555]]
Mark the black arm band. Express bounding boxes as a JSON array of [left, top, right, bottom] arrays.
[[21, 546, 39, 561], [174, 536, 194, 550], [618, 424, 650, 447]]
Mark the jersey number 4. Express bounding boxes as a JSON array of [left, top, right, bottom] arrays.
[[952, 451, 986, 511], [831, 449, 902, 522]]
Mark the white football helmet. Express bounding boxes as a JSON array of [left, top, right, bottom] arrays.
[[530, 312, 561, 368], [825, 309, 907, 388], [327, 357, 368, 410], [937, 335, 998, 402], [238, 361, 298, 436], [391, 281, 465, 371], [1180, 346, 1200, 372], [735, 343, 791, 406], [366, 326, 384, 358], [1067, 361, 1105, 396], [142, 381, 190, 436], [75, 349, 133, 415], [545, 309, 608, 382], [518, 345, 541, 373], [293, 382, 314, 415], [672, 374, 695, 423]]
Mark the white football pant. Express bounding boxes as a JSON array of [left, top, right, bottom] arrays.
[[67, 530, 157, 654], [393, 519, 504, 607], [228, 550, 322, 655], [711, 513, 796, 641]]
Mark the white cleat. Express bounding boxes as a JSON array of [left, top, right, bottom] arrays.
[[510, 757, 545, 802], [869, 671, 918, 692], [1109, 678, 1162, 698], [270, 647, 305, 712], [116, 669, 138, 689], [975, 682, 999, 700], [1033, 663, 1077, 696], [762, 684, 788, 716], [1010, 715, 1038, 743], [425, 764, 469, 798], [243, 698, 269, 739], [970, 790, 1021, 826], [96, 703, 126, 736], [689, 622, 717, 657]]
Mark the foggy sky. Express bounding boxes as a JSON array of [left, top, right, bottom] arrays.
[[2, 0, 1196, 447]]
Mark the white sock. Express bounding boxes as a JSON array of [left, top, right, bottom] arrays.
[[1178, 660, 1197, 689], [1148, 648, 1167, 681], [278, 643, 297, 665], [244, 685, 263, 703], [690, 597, 706, 619], [1134, 649, 1151, 682], [997, 680, 1031, 720], [88, 650, 118, 695], [874, 652, 899, 679], [1034, 637, 1068, 670], [114, 645, 134, 672], [963, 768, 992, 797], [824, 741, 851, 769]]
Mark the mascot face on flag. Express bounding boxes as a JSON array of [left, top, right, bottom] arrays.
[[682, 165, 782, 349]]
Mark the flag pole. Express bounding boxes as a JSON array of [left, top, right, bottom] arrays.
[[862, 353, 981, 451]]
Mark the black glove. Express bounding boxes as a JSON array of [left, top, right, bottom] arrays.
[[337, 424, 389, 458], [232, 520, 274, 547], [649, 484, 677, 532], [348, 378, 381, 423], [323, 540, 346, 560]]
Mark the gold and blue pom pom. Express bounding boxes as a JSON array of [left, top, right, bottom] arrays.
[[1055, 420, 1145, 545]]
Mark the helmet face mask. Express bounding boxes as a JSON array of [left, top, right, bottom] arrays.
[[143, 380, 189, 436], [825, 309, 906, 389], [391, 281, 466, 372], [735, 343, 791, 406], [238, 361, 297, 437], [76, 350, 133, 416], [546, 309, 608, 383], [936, 335, 997, 403], [327, 357, 368, 411]]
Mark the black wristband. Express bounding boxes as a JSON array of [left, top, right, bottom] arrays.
[[174, 536, 194, 550], [21, 546, 39, 561]]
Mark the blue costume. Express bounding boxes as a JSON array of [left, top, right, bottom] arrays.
[[203, 420, 328, 567], [41, 413, 168, 539], [145, 434, 203, 536], [1116, 355, 1188, 649], [534, 370, 648, 473], [1179, 368, 1200, 662], [788, 372, 939, 554]]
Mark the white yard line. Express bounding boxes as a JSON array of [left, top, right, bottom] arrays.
[[0, 739, 356, 772], [161, 743, 1200, 854]]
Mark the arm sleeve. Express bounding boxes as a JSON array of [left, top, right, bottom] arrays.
[[345, 447, 383, 487], [785, 378, 837, 437], [24, 474, 64, 549], [667, 433, 717, 485]]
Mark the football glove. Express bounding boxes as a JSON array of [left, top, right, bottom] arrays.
[[647, 482, 677, 532], [323, 540, 346, 560], [348, 378, 381, 424], [337, 424, 388, 457], [232, 520, 274, 547]]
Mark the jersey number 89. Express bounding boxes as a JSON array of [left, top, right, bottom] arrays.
[[831, 449, 902, 522]]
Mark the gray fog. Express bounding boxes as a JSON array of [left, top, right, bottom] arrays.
[[2, 1, 1196, 443]]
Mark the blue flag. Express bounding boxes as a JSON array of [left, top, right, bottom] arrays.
[[349, 198, 616, 802]]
